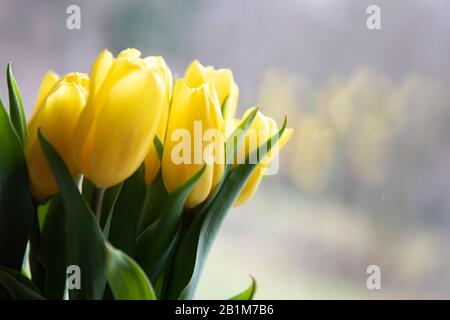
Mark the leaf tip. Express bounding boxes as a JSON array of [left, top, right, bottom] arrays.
[[6, 62, 13, 80]]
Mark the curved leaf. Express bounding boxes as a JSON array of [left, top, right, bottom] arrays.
[[137, 135, 168, 235], [225, 107, 258, 167], [105, 243, 156, 300], [138, 171, 168, 235], [38, 131, 106, 300], [135, 165, 206, 284], [229, 276, 256, 300], [154, 134, 164, 161], [0, 95, 34, 271], [81, 177, 95, 206], [29, 214, 45, 293], [166, 117, 288, 299], [6, 63, 27, 144], [108, 167, 146, 257], [36, 195, 67, 299], [81, 177, 122, 232], [100, 183, 122, 232], [0, 266, 44, 300]]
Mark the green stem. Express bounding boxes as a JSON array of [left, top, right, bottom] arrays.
[[91, 187, 106, 222]]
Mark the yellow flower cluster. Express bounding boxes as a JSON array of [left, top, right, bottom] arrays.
[[25, 48, 291, 207]]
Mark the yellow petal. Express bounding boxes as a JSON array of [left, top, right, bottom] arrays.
[[184, 60, 206, 88], [205, 67, 233, 106], [90, 49, 114, 95], [28, 71, 60, 125], [222, 81, 239, 120], [143, 56, 173, 102], [233, 164, 265, 207], [144, 139, 161, 184], [117, 48, 142, 60]]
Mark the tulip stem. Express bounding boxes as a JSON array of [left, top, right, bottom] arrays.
[[91, 187, 106, 222]]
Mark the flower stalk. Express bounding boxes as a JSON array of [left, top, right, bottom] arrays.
[[91, 187, 106, 222]]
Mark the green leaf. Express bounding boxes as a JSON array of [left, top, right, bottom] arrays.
[[28, 209, 46, 295], [100, 183, 122, 232], [6, 63, 28, 144], [36, 198, 50, 232], [154, 134, 164, 161], [38, 131, 106, 300], [81, 178, 122, 233], [135, 165, 206, 284], [137, 135, 167, 235], [229, 276, 256, 300], [35, 195, 67, 299], [225, 107, 259, 168], [105, 243, 156, 300], [166, 117, 288, 299], [137, 171, 168, 235], [0, 95, 34, 271], [136, 134, 167, 236], [108, 167, 146, 257], [81, 177, 95, 205], [0, 266, 44, 300]]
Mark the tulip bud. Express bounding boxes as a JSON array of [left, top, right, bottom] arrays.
[[184, 60, 239, 120], [232, 107, 293, 206], [162, 80, 225, 208], [143, 57, 173, 184], [25, 72, 89, 199], [73, 48, 166, 188]]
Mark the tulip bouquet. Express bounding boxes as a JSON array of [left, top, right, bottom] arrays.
[[0, 48, 291, 300]]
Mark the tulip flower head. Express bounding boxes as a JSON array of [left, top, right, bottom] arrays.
[[232, 107, 293, 206], [73, 48, 167, 188], [184, 60, 239, 121], [162, 80, 225, 208], [25, 72, 89, 199]]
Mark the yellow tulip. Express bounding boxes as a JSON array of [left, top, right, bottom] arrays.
[[73, 48, 167, 188], [232, 107, 293, 206], [162, 80, 224, 208], [143, 57, 173, 184], [184, 60, 239, 120], [25, 72, 89, 199]]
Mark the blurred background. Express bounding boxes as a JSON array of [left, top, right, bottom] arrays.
[[2, 0, 450, 299]]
